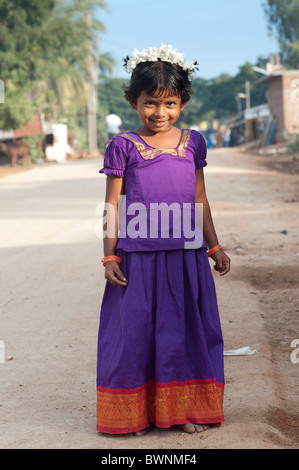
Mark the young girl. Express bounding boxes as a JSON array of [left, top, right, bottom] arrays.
[[97, 45, 230, 436]]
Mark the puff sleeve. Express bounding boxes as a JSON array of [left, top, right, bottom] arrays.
[[99, 137, 127, 177], [193, 131, 207, 170]]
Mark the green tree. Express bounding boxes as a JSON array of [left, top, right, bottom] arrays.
[[234, 62, 268, 108], [0, 0, 56, 128], [179, 78, 214, 126], [263, 0, 299, 68], [97, 77, 140, 145], [0, 0, 113, 130]]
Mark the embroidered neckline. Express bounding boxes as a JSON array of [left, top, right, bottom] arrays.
[[130, 130, 184, 150], [120, 130, 191, 161]]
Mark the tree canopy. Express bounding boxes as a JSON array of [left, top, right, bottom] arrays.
[[0, 0, 113, 130], [263, 0, 299, 68]]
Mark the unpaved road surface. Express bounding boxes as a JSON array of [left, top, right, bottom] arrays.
[[0, 148, 298, 449]]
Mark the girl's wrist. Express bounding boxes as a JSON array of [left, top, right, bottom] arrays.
[[207, 244, 222, 257], [101, 255, 121, 266]]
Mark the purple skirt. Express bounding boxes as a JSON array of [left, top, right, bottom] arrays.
[[97, 248, 224, 434]]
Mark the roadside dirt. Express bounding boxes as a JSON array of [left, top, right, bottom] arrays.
[[0, 147, 298, 449]]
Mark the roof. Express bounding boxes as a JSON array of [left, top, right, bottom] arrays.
[[256, 69, 299, 85], [244, 104, 270, 120]]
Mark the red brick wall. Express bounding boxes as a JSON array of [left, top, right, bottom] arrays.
[[282, 73, 299, 140], [267, 72, 299, 142], [14, 114, 43, 139], [267, 76, 284, 143]]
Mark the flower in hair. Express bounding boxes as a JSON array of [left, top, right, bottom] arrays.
[[124, 44, 198, 81]]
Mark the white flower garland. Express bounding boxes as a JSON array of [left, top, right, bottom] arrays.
[[124, 44, 198, 81]]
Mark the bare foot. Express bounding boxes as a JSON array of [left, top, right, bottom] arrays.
[[182, 423, 209, 433], [134, 425, 154, 436]]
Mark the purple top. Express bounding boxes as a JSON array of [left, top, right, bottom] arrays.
[[99, 129, 207, 252]]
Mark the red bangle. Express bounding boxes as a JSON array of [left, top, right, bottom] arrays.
[[101, 255, 121, 266], [207, 244, 222, 257]]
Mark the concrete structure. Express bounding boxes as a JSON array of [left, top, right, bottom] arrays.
[[257, 70, 299, 143], [43, 123, 68, 163]]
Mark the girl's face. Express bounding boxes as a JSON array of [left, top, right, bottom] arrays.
[[130, 91, 188, 134]]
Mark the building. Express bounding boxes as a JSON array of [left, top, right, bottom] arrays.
[[244, 104, 271, 142], [0, 114, 43, 142], [257, 70, 299, 143], [0, 114, 70, 163]]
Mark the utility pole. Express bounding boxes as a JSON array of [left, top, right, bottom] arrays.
[[87, 10, 97, 151], [245, 80, 251, 109]]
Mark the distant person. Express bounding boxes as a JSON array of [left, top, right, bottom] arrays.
[[258, 119, 266, 138], [105, 110, 122, 140], [222, 129, 231, 147], [207, 132, 215, 148]]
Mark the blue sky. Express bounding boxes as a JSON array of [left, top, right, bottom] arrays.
[[98, 0, 279, 79]]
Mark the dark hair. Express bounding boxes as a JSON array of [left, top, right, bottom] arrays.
[[124, 60, 193, 104]]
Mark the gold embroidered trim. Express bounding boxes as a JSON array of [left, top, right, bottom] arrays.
[[97, 379, 224, 433], [120, 130, 191, 161]]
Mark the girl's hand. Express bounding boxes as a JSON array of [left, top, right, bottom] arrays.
[[211, 250, 231, 276], [105, 261, 128, 287]]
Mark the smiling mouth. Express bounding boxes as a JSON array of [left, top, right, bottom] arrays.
[[150, 119, 167, 126]]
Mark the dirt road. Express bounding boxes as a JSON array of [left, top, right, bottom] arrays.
[[0, 148, 298, 449]]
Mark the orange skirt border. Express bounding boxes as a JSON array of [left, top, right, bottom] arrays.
[[97, 378, 224, 434]]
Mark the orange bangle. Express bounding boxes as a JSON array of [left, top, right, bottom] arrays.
[[101, 255, 121, 266], [207, 244, 222, 257]]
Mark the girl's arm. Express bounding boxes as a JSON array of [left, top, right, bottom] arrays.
[[103, 175, 128, 287], [195, 168, 230, 276]]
